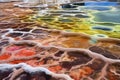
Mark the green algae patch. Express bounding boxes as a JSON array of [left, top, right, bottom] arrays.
[[22, 7, 120, 39]]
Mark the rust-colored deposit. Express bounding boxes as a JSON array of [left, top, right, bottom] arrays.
[[0, 2, 120, 80]]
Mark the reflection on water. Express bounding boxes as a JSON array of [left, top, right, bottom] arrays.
[[80, 6, 112, 11]]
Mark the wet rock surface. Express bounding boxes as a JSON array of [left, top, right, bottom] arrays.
[[0, 2, 120, 80]]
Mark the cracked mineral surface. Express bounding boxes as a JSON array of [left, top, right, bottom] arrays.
[[0, 2, 120, 80]]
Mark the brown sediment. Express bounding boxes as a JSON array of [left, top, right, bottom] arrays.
[[96, 40, 120, 58], [0, 2, 34, 26], [0, 26, 120, 58], [0, 30, 120, 80], [89, 46, 118, 59], [0, 40, 120, 80], [98, 38, 120, 43], [0, 22, 36, 28]]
